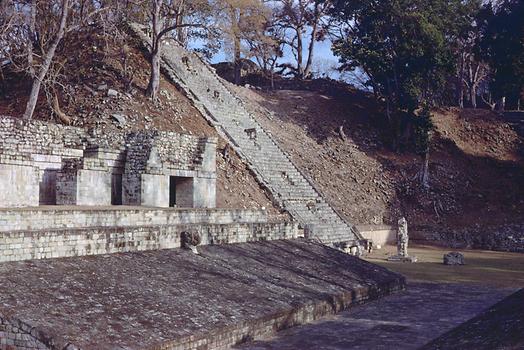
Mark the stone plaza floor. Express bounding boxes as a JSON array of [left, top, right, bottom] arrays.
[[236, 244, 524, 349], [236, 282, 515, 350]]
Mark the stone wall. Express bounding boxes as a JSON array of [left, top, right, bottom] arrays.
[[0, 115, 217, 208], [412, 224, 524, 253], [0, 164, 39, 207], [122, 131, 216, 207], [357, 225, 396, 247], [0, 314, 50, 349], [0, 221, 299, 263], [0, 208, 267, 232]]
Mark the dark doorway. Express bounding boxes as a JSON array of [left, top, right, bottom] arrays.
[[169, 176, 177, 207], [169, 176, 194, 207], [111, 174, 123, 205], [39, 169, 57, 205]]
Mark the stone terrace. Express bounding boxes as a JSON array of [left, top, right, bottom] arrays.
[[0, 206, 298, 263], [0, 240, 404, 350]]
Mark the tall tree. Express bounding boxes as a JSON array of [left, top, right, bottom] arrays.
[[214, 0, 270, 85], [478, 0, 524, 110], [145, 0, 205, 100], [452, 0, 489, 108], [23, 0, 70, 120], [272, 0, 331, 79], [245, 13, 286, 89], [329, 0, 464, 188]]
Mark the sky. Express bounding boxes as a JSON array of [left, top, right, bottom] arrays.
[[208, 34, 341, 79]]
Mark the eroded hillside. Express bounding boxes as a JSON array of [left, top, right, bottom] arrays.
[[232, 84, 524, 237]]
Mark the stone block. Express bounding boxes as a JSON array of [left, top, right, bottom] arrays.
[[0, 164, 39, 207], [141, 174, 169, 207], [443, 252, 465, 265]]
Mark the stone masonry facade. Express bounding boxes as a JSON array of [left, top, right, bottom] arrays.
[[0, 314, 49, 350], [0, 219, 298, 263], [0, 115, 217, 208], [0, 207, 299, 263]]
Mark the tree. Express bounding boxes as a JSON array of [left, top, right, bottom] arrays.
[[331, 0, 462, 133], [145, 0, 205, 100], [272, 0, 331, 79], [1, 0, 109, 121], [23, 0, 70, 120], [478, 0, 524, 110], [245, 13, 285, 89], [329, 0, 464, 188], [452, 0, 490, 108], [214, 0, 270, 85]]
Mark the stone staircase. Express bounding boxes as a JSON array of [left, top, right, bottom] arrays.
[[130, 24, 363, 245]]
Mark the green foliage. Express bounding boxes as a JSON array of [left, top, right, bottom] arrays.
[[412, 106, 434, 155], [329, 0, 466, 149], [478, 0, 524, 102], [331, 0, 464, 108]]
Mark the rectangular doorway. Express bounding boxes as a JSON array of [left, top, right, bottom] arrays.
[[111, 174, 123, 205], [169, 176, 177, 207], [169, 176, 194, 208]]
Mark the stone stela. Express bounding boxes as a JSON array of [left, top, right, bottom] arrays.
[[388, 217, 418, 263]]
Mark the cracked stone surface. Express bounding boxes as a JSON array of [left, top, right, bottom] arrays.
[[0, 240, 403, 349], [236, 282, 515, 350]]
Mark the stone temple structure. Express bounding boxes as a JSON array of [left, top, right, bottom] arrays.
[[0, 116, 216, 208], [0, 115, 298, 263]]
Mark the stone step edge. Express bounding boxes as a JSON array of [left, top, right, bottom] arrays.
[[151, 276, 406, 350]]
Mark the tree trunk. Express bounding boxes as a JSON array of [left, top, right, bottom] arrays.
[[303, 14, 318, 79], [23, 0, 69, 120], [175, 0, 186, 46], [27, 0, 36, 76], [147, 48, 161, 100], [497, 97, 506, 112], [233, 35, 241, 85], [146, 0, 161, 100], [420, 150, 430, 190], [470, 85, 477, 108], [457, 52, 465, 108], [296, 27, 303, 79]]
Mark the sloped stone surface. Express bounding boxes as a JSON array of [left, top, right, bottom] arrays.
[[0, 240, 403, 349]]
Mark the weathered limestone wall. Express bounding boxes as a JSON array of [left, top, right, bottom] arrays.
[[193, 177, 216, 208], [139, 174, 170, 207], [0, 221, 299, 262], [357, 225, 396, 247], [0, 314, 49, 349], [122, 131, 217, 208], [0, 208, 268, 232], [0, 115, 217, 208], [0, 164, 40, 207]]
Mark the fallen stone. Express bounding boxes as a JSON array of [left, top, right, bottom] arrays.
[[110, 114, 126, 127], [107, 88, 119, 97], [181, 230, 201, 254], [97, 84, 108, 91], [443, 252, 465, 265]]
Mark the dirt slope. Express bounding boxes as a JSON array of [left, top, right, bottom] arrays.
[[232, 84, 524, 235]]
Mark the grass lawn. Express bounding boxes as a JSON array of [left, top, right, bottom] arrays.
[[364, 244, 524, 288]]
